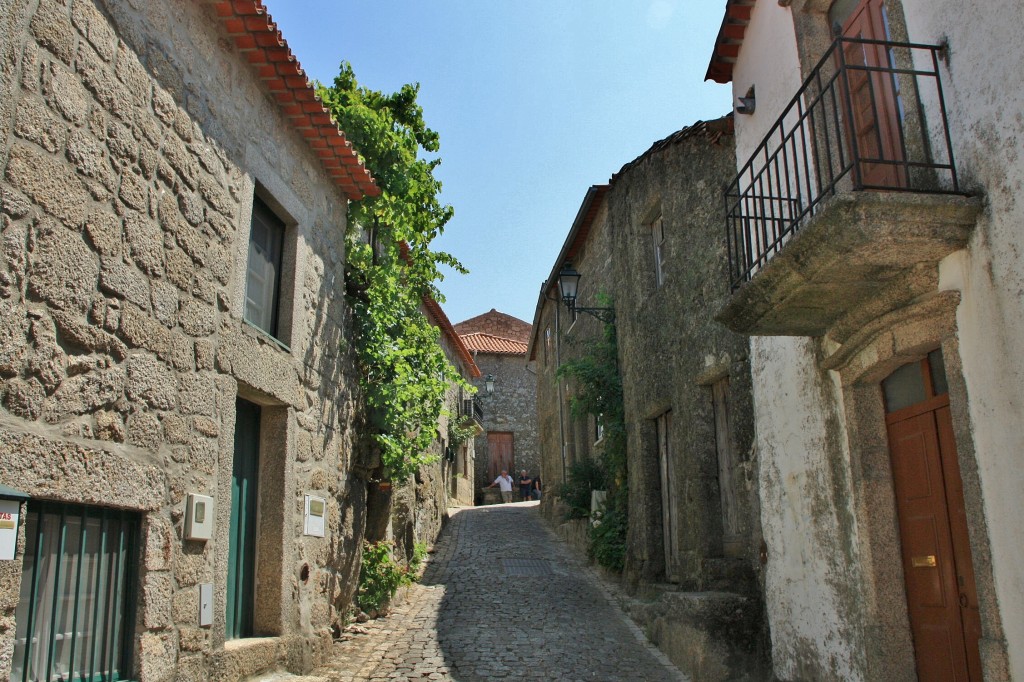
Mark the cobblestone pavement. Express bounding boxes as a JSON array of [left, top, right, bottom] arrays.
[[312, 501, 687, 681]]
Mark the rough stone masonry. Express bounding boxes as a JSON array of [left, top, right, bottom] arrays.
[[0, 0, 386, 679]]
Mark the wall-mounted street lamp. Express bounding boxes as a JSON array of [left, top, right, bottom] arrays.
[[484, 374, 495, 395], [557, 263, 615, 323]]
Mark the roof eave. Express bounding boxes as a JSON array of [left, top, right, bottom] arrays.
[[705, 0, 757, 85], [422, 296, 482, 378], [208, 0, 380, 200]]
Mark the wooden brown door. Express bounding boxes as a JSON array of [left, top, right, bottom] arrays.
[[884, 353, 982, 681], [487, 432, 514, 481], [841, 0, 906, 188]]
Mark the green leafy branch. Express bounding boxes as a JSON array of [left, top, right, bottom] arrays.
[[556, 313, 628, 571], [318, 63, 468, 481]]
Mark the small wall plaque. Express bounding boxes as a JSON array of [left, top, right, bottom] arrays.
[[199, 583, 213, 627], [0, 500, 20, 561]]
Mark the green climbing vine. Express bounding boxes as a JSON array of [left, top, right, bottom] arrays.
[[318, 63, 468, 481], [556, 312, 628, 572], [447, 417, 477, 448]]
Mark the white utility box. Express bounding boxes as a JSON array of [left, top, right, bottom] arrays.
[[304, 495, 326, 537], [184, 493, 215, 541]]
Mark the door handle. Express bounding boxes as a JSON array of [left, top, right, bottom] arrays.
[[959, 593, 969, 608], [911, 555, 937, 568]]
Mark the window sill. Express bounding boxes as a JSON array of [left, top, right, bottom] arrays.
[[242, 318, 291, 353]]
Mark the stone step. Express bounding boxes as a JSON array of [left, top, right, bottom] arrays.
[[621, 590, 769, 682], [245, 672, 330, 682]]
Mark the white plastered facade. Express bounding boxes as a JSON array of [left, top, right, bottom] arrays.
[[730, 0, 1022, 679]]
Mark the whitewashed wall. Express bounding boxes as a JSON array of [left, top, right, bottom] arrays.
[[731, 2, 804, 165], [732, 4, 870, 680], [908, 0, 1024, 676]]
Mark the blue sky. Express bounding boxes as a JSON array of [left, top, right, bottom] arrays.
[[266, 2, 732, 326]]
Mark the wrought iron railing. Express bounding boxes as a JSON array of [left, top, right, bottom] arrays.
[[726, 36, 962, 291], [461, 398, 484, 422]]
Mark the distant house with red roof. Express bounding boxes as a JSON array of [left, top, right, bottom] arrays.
[[454, 310, 540, 497]]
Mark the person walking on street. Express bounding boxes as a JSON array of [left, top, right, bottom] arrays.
[[518, 470, 533, 501], [486, 469, 514, 503]]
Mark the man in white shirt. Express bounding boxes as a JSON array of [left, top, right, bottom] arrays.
[[486, 469, 514, 503]]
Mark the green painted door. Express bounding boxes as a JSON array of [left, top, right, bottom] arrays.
[[227, 398, 260, 639]]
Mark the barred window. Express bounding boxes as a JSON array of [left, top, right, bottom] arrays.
[[12, 502, 139, 682]]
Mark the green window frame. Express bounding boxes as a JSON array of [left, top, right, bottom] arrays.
[[11, 502, 139, 682]]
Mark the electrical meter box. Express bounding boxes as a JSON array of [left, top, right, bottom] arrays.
[[304, 495, 326, 537], [184, 493, 214, 541]]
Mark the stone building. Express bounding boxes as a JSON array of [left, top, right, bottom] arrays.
[[529, 119, 769, 678], [606, 118, 768, 678], [429, 298, 480, 509], [708, 0, 1022, 679], [386, 298, 478, 565], [454, 309, 538, 495], [529, 185, 615, 508], [0, 0, 387, 679]]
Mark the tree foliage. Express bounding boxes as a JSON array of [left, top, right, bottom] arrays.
[[556, 317, 626, 488], [318, 62, 468, 481], [557, 316, 628, 572]]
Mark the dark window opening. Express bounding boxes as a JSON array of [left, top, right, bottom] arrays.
[[245, 197, 286, 339]]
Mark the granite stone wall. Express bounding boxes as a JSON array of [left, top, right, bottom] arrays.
[[531, 122, 770, 677], [608, 120, 769, 676], [534, 193, 615, 519], [391, 326, 475, 562], [455, 309, 531, 343], [0, 1, 373, 679], [470, 351, 538, 491]]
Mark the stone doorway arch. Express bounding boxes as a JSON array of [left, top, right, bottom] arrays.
[[830, 293, 1008, 680]]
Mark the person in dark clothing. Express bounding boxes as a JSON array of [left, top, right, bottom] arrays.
[[532, 474, 542, 500], [518, 470, 532, 501]]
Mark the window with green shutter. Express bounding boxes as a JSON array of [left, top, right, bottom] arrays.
[[244, 197, 286, 339], [11, 502, 139, 682]]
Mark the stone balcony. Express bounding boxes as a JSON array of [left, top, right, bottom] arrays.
[[716, 191, 980, 337], [717, 36, 978, 340]]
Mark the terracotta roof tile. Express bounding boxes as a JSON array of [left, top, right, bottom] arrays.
[[460, 333, 528, 356], [453, 310, 532, 344], [422, 297, 482, 378], [208, 0, 380, 200]]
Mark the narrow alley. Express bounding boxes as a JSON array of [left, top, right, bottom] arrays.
[[309, 503, 687, 681]]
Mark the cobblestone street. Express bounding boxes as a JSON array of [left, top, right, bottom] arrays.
[[311, 502, 687, 681]]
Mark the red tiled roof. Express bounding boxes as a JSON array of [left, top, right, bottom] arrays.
[[460, 333, 528, 356], [706, 0, 757, 84], [422, 297, 482, 378], [453, 309, 532, 345], [209, 0, 379, 200]]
